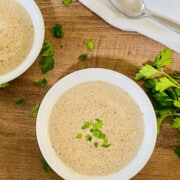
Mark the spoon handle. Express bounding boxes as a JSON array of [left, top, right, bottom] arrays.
[[147, 11, 180, 33]]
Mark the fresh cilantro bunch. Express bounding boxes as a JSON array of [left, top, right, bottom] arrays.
[[135, 48, 180, 157]]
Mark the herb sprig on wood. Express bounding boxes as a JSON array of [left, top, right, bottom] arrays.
[[135, 48, 180, 158]]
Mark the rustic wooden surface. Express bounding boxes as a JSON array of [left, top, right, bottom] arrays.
[[0, 0, 180, 179]]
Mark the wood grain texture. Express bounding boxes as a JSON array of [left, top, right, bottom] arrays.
[[0, 0, 180, 179]]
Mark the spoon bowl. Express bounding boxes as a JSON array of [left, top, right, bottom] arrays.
[[109, 0, 180, 33]]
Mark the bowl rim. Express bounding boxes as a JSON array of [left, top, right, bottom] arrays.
[[0, 0, 44, 84], [36, 68, 157, 180]]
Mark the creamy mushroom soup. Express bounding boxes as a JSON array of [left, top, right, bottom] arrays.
[[49, 81, 144, 176], [0, 0, 34, 75]]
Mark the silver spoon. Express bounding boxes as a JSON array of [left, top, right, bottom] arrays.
[[108, 0, 180, 33]]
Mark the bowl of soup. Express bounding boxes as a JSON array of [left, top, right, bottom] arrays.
[[0, 0, 44, 84], [36, 68, 157, 180]]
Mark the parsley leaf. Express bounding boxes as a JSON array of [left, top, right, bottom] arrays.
[[41, 41, 53, 57], [40, 41, 54, 74], [94, 142, 99, 148], [135, 64, 159, 80], [156, 109, 176, 134], [62, 0, 72, 6], [76, 133, 82, 138], [173, 98, 180, 108], [30, 104, 39, 117], [85, 40, 95, 50], [0, 82, 9, 88], [173, 71, 180, 79], [153, 48, 173, 68], [81, 121, 91, 129], [34, 77, 48, 87], [51, 24, 64, 38], [85, 134, 92, 141], [15, 98, 26, 105], [171, 117, 180, 131], [101, 138, 111, 148], [78, 54, 88, 61], [41, 158, 51, 172], [155, 77, 178, 92]]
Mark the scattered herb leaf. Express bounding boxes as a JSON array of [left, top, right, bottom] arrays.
[[15, 98, 26, 105], [35, 77, 48, 87], [62, 0, 72, 6], [78, 54, 88, 61], [40, 41, 54, 74], [41, 41, 53, 57], [30, 104, 39, 117], [0, 82, 9, 88], [76, 133, 82, 139], [94, 142, 99, 148], [101, 138, 111, 148], [85, 134, 92, 141], [41, 158, 51, 172], [81, 121, 91, 129], [85, 40, 95, 50], [51, 24, 64, 38], [77, 119, 110, 148]]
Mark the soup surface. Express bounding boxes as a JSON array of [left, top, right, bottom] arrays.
[[49, 81, 144, 176], [0, 0, 34, 75]]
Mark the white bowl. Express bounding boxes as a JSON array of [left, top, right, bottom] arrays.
[[0, 0, 44, 84], [36, 68, 157, 180]]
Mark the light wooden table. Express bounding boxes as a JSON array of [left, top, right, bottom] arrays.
[[0, 0, 180, 179]]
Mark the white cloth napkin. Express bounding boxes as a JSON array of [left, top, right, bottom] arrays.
[[79, 0, 180, 53]]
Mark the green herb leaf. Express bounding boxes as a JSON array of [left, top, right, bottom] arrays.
[[76, 133, 83, 138], [156, 108, 176, 134], [172, 146, 180, 158], [51, 24, 64, 38], [40, 56, 54, 74], [135, 64, 159, 80], [62, 0, 72, 6], [173, 71, 180, 79], [30, 104, 39, 117], [0, 82, 9, 88], [85, 134, 92, 141], [173, 98, 180, 108], [41, 41, 53, 57], [85, 40, 95, 50], [91, 128, 102, 138], [15, 98, 26, 105], [171, 117, 180, 131], [40, 41, 54, 74], [93, 118, 103, 129], [81, 121, 92, 129], [78, 54, 88, 61], [94, 142, 99, 148], [101, 138, 111, 148], [153, 48, 173, 68], [155, 77, 178, 92], [41, 158, 51, 172], [35, 77, 48, 87]]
